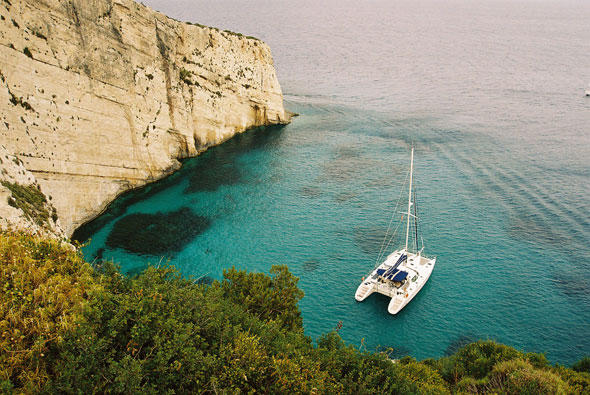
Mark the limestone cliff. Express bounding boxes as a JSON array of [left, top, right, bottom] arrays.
[[0, 145, 65, 238], [0, 0, 289, 236]]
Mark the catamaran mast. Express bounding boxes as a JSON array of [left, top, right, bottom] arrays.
[[414, 187, 419, 253], [405, 147, 414, 253]]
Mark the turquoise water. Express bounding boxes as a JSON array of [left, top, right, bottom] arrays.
[[76, 0, 590, 364]]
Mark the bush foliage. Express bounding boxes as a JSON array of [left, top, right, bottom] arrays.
[[1, 231, 588, 393], [0, 232, 98, 392]]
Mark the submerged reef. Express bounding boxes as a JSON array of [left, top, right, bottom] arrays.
[[353, 226, 391, 255], [106, 208, 211, 255], [303, 258, 321, 272], [298, 185, 323, 198]]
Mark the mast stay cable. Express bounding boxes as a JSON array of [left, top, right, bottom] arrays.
[[375, 168, 410, 267]]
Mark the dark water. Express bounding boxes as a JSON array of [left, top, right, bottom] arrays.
[[77, 0, 590, 364]]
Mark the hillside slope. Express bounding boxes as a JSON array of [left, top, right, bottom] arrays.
[[2, 231, 589, 393]]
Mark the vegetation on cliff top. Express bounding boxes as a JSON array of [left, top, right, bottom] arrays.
[[1, 181, 56, 226], [1, 231, 589, 393], [184, 21, 260, 41]]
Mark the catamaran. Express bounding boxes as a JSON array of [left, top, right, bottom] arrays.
[[355, 148, 436, 315]]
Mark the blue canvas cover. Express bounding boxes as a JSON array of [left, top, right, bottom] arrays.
[[392, 271, 408, 282], [384, 254, 407, 277]]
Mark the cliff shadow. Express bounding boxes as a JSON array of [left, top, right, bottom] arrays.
[[73, 124, 287, 243], [184, 124, 287, 194]]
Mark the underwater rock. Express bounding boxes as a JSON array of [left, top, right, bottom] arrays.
[[303, 259, 320, 272], [184, 125, 286, 194], [322, 157, 363, 182], [72, 172, 189, 244], [334, 191, 358, 203], [106, 208, 211, 256], [353, 226, 392, 255], [508, 214, 567, 247], [319, 144, 387, 184], [298, 185, 322, 198], [552, 271, 590, 299], [94, 248, 105, 262]]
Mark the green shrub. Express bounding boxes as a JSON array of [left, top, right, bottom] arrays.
[[433, 340, 522, 385], [455, 375, 485, 393], [221, 265, 304, 332], [179, 68, 192, 84], [552, 364, 590, 394], [573, 357, 590, 373], [47, 265, 219, 392], [1, 232, 588, 394], [490, 359, 569, 394], [0, 232, 98, 392], [525, 351, 550, 369], [46, 263, 322, 393]]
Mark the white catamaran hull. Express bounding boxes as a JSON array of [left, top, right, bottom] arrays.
[[355, 249, 435, 315]]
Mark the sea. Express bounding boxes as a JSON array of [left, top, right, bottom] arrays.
[[75, 0, 590, 364]]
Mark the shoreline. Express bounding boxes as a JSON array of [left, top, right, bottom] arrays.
[[71, 122, 290, 243]]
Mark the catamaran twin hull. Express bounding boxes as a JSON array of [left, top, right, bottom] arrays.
[[355, 249, 436, 315]]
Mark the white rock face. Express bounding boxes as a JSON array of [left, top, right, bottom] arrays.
[[0, 145, 65, 238], [0, 0, 289, 237]]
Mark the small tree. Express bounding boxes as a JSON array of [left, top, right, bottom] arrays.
[[222, 265, 304, 332]]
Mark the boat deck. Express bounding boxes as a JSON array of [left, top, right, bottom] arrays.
[[355, 249, 435, 314]]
